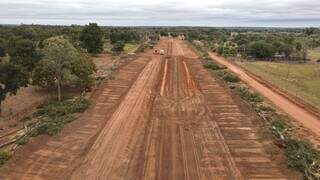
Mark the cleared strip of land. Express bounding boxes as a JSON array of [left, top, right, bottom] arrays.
[[1, 39, 298, 179]]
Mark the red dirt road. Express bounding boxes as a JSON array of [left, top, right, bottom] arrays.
[[1, 39, 298, 179], [209, 53, 320, 136]]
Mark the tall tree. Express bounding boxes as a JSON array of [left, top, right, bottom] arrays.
[[0, 63, 28, 115], [33, 36, 96, 101], [248, 41, 275, 59], [7, 38, 40, 72], [37, 36, 78, 101], [79, 23, 104, 54]]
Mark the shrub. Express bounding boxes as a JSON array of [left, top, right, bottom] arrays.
[[235, 86, 264, 103], [0, 151, 11, 166], [32, 97, 89, 136], [35, 97, 89, 118], [16, 137, 29, 145], [255, 104, 275, 113], [217, 70, 240, 83], [37, 115, 75, 136], [248, 40, 275, 58], [203, 61, 222, 70], [270, 119, 293, 137], [223, 73, 240, 83], [286, 138, 320, 179]]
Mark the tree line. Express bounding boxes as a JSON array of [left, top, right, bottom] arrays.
[[0, 23, 106, 115]]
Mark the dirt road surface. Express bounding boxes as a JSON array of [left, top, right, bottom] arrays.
[[1, 39, 298, 179], [209, 53, 320, 137]]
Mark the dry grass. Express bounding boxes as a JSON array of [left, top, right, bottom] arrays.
[[123, 43, 139, 54], [237, 61, 320, 108], [308, 47, 320, 62]]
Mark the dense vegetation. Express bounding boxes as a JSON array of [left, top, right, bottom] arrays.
[[0, 24, 149, 114], [184, 27, 320, 61]]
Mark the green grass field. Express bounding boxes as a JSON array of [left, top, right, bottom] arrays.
[[123, 43, 139, 54], [104, 42, 139, 54], [308, 47, 320, 62], [236, 61, 320, 108]]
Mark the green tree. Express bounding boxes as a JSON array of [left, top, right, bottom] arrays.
[[7, 38, 40, 72], [296, 42, 302, 52], [248, 41, 275, 59], [280, 44, 293, 58], [33, 36, 95, 101], [111, 41, 125, 54], [79, 23, 104, 54], [69, 53, 96, 89], [34, 36, 78, 101], [0, 63, 28, 115], [304, 28, 317, 36], [0, 39, 6, 57], [12, 26, 37, 41]]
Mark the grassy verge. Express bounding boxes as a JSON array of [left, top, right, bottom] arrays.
[[205, 60, 320, 179], [236, 61, 320, 108]]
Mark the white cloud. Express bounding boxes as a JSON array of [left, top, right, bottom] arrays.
[[0, 0, 319, 26]]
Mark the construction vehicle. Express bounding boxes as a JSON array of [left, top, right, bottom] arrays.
[[154, 49, 165, 55]]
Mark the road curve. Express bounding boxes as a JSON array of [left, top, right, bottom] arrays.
[[209, 53, 320, 136]]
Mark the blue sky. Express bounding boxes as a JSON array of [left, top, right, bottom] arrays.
[[0, 0, 319, 27]]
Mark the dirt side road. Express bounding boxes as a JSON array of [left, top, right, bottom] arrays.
[[209, 53, 320, 136], [1, 39, 298, 179]]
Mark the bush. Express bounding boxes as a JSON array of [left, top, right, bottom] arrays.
[[248, 40, 275, 58], [16, 137, 29, 145], [255, 104, 275, 113], [235, 86, 264, 103], [286, 139, 320, 179], [0, 151, 11, 166], [270, 119, 293, 137], [33, 97, 89, 136], [37, 115, 75, 136], [217, 70, 240, 83], [203, 61, 223, 70], [112, 41, 125, 53], [35, 97, 89, 118]]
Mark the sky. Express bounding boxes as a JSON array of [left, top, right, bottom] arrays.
[[0, 0, 319, 27]]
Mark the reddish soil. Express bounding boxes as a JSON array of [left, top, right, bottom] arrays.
[[0, 39, 299, 179], [0, 54, 115, 141], [209, 53, 320, 139]]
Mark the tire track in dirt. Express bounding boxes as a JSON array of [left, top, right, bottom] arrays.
[[0, 52, 154, 179], [1, 39, 299, 180], [140, 40, 244, 180], [187, 57, 296, 179], [69, 55, 163, 179]]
